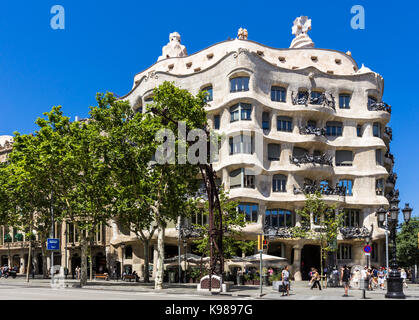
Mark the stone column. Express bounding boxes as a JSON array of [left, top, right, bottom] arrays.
[[292, 244, 303, 281]]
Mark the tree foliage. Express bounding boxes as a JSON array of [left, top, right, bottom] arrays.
[[397, 217, 419, 267]]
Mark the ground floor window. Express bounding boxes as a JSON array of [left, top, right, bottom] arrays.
[[337, 244, 352, 260]]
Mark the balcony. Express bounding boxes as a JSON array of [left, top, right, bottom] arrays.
[[293, 182, 346, 196], [299, 125, 326, 137], [386, 172, 397, 185], [339, 226, 371, 239], [263, 225, 294, 239], [384, 151, 395, 164], [368, 101, 391, 113], [289, 153, 333, 167], [384, 127, 393, 141], [291, 92, 336, 110]]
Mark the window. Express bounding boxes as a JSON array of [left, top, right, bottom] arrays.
[[202, 86, 213, 102], [230, 103, 252, 122], [191, 211, 208, 226], [357, 125, 362, 137], [326, 121, 343, 137], [229, 169, 242, 189], [229, 134, 253, 155], [262, 112, 270, 130], [229, 168, 255, 189], [376, 179, 384, 195], [125, 245, 133, 259], [271, 86, 286, 102], [310, 91, 324, 105], [337, 244, 352, 260], [272, 174, 287, 192], [373, 122, 382, 138], [368, 96, 377, 107], [277, 116, 293, 132], [292, 147, 308, 158], [238, 203, 259, 223], [336, 150, 353, 166], [230, 77, 249, 92], [244, 173, 255, 189], [268, 143, 281, 161], [339, 179, 353, 196], [307, 120, 317, 129], [265, 209, 294, 227], [214, 115, 220, 130], [371, 243, 378, 261], [376, 149, 383, 165], [339, 94, 351, 109], [343, 209, 361, 227]]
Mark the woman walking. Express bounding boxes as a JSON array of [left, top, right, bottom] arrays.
[[310, 268, 321, 290], [281, 266, 290, 296]]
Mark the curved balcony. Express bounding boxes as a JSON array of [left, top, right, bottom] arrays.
[[383, 126, 392, 141], [386, 172, 397, 189], [293, 182, 346, 197], [339, 226, 371, 239], [368, 101, 391, 113], [384, 151, 395, 169], [289, 153, 333, 167], [291, 91, 336, 111], [299, 125, 326, 137]]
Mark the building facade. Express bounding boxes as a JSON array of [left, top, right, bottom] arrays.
[[0, 17, 396, 281], [113, 17, 394, 280]]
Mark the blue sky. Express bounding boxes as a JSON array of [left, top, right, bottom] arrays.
[[0, 0, 418, 217]]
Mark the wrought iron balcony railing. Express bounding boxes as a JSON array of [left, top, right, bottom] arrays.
[[384, 126, 393, 140], [386, 172, 397, 185], [368, 101, 391, 113], [299, 125, 326, 137], [290, 153, 333, 166], [291, 92, 336, 110], [385, 151, 395, 163], [263, 225, 294, 239], [339, 226, 371, 239], [293, 182, 346, 196]]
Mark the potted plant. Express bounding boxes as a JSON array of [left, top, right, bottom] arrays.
[[253, 275, 260, 285], [244, 274, 252, 285]]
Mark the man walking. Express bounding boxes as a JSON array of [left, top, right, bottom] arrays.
[[341, 265, 351, 297]]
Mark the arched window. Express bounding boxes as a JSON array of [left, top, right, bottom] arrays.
[[202, 86, 213, 102], [230, 76, 249, 92]]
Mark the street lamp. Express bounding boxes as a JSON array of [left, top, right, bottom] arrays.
[[365, 233, 371, 268], [377, 199, 411, 299], [183, 239, 187, 283], [121, 242, 125, 279], [402, 203, 412, 224]]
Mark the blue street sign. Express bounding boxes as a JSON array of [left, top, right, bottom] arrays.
[[47, 238, 60, 250], [363, 245, 372, 253]]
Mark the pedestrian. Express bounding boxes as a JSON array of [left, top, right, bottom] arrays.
[[75, 266, 81, 280], [308, 267, 314, 286], [310, 268, 321, 290], [378, 267, 385, 290], [281, 265, 290, 296], [401, 268, 408, 288], [372, 267, 378, 289], [341, 265, 351, 297]]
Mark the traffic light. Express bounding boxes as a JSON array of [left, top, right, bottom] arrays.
[[263, 239, 268, 250]]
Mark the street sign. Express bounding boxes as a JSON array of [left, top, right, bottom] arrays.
[[365, 253, 371, 256], [363, 245, 372, 253], [47, 238, 60, 251]]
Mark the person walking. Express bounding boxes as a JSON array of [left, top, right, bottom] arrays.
[[341, 265, 351, 297], [75, 266, 81, 280], [401, 268, 408, 288], [308, 267, 314, 286], [310, 268, 321, 290], [378, 267, 385, 290], [281, 266, 290, 296]]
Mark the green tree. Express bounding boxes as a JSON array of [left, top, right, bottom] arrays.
[[397, 217, 419, 268], [295, 192, 344, 280]]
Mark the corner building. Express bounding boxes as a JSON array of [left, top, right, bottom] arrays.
[[114, 19, 394, 281]]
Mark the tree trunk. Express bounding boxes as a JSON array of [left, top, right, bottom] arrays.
[[80, 236, 88, 287], [143, 239, 150, 283], [26, 241, 32, 282], [89, 238, 93, 281], [154, 223, 165, 290], [41, 240, 48, 279]]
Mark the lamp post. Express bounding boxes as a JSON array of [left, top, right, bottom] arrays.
[[183, 239, 187, 283], [377, 207, 389, 272], [365, 233, 371, 269], [376, 200, 412, 299]]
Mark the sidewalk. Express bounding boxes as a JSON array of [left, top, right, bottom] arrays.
[[1, 276, 418, 300]]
